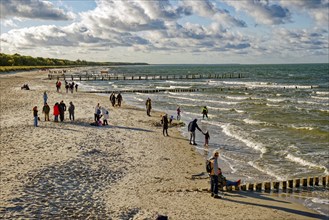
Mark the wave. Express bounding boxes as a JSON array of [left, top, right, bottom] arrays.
[[168, 95, 238, 105], [221, 123, 267, 154], [289, 125, 315, 131], [222, 81, 313, 90], [311, 96, 329, 100], [243, 119, 272, 126], [248, 161, 286, 181], [315, 91, 329, 96], [285, 153, 329, 174]]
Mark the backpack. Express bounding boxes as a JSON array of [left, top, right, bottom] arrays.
[[206, 160, 212, 173], [187, 121, 193, 131]]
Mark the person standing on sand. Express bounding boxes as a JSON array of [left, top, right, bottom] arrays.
[[59, 100, 66, 122], [33, 106, 38, 127], [101, 107, 109, 125], [116, 92, 123, 107], [53, 103, 59, 122], [68, 101, 75, 121], [75, 83, 78, 92], [187, 118, 203, 145], [145, 97, 152, 116], [42, 103, 50, 121], [208, 151, 221, 198], [95, 103, 101, 122], [161, 114, 169, 136], [110, 92, 116, 107], [43, 91, 48, 104]]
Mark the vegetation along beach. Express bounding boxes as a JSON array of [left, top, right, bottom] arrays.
[[1, 0, 328, 219]]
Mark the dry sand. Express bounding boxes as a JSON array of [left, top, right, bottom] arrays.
[[0, 70, 326, 219]]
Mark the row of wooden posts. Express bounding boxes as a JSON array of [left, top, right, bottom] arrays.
[[84, 88, 208, 94], [48, 73, 243, 81], [228, 175, 328, 192]]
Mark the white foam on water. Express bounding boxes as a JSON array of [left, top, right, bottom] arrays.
[[221, 123, 267, 154], [311, 96, 329, 100], [168, 95, 238, 105], [286, 153, 329, 174], [225, 95, 249, 100], [289, 125, 314, 131], [248, 161, 286, 181], [219, 153, 238, 173], [315, 91, 329, 96], [243, 119, 272, 126], [311, 198, 329, 205]]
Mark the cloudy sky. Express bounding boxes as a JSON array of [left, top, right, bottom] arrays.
[[1, 0, 328, 64]]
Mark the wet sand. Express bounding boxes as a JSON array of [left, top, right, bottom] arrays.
[[0, 70, 326, 219]]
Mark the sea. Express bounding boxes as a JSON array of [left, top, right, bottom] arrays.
[[76, 63, 328, 216]]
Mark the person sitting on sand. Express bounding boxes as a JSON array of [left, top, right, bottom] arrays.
[[218, 168, 241, 189]]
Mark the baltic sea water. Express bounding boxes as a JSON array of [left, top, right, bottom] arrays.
[[79, 63, 328, 216]]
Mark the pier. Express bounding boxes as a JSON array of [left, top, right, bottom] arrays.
[[48, 73, 243, 81]]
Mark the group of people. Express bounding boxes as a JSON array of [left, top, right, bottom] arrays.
[[92, 103, 109, 126], [64, 80, 78, 93], [109, 92, 123, 107], [55, 80, 78, 93], [33, 91, 75, 126]]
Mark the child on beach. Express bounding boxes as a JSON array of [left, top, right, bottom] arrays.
[[203, 130, 210, 147], [176, 106, 181, 120]]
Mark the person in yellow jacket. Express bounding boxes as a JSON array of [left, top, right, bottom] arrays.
[[209, 150, 221, 198], [202, 106, 208, 119]]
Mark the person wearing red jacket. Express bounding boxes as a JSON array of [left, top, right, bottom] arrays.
[[53, 102, 60, 122]]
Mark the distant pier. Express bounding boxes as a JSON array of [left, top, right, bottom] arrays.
[[48, 73, 243, 81]]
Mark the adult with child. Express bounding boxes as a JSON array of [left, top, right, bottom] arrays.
[[68, 102, 75, 121], [188, 118, 203, 145], [42, 103, 50, 121], [94, 103, 101, 122]]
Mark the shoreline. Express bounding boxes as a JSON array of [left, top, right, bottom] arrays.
[[0, 70, 327, 219]]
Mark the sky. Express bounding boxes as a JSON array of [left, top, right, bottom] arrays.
[[0, 0, 328, 64]]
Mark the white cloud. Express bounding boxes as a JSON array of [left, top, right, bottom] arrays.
[[0, 0, 75, 20]]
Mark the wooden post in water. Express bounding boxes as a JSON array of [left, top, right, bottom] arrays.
[[273, 182, 280, 191], [282, 181, 287, 190], [256, 183, 262, 191], [248, 183, 254, 191], [241, 185, 247, 191], [302, 178, 308, 187], [264, 182, 271, 192], [315, 177, 319, 186], [288, 180, 293, 188], [295, 179, 300, 188], [322, 176, 327, 186], [308, 177, 314, 186]]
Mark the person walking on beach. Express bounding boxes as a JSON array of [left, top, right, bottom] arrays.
[[56, 80, 61, 92], [187, 119, 203, 145], [161, 114, 169, 136], [95, 103, 101, 122], [116, 92, 123, 107], [43, 91, 48, 104], [33, 106, 38, 127], [42, 103, 50, 121], [202, 106, 208, 119], [68, 101, 75, 121], [145, 98, 152, 116], [110, 93, 116, 107], [53, 102, 60, 122], [177, 106, 181, 120], [208, 150, 221, 198], [75, 83, 78, 92]]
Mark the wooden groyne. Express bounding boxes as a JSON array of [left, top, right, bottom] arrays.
[[48, 73, 243, 81], [183, 175, 329, 193], [83, 87, 210, 94]]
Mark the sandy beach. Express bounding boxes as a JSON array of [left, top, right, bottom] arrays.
[[0, 70, 326, 219]]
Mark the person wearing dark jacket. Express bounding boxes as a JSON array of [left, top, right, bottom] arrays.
[[59, 100, 66, 122], [68, 101, 75, 121], [161, 114, 169, 136], [42, 103, 50, 121], [33, 106, 38, 127], [188, 118, 203, 145]]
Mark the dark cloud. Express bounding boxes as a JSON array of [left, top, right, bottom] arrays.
[[0, 0, 74, 20]]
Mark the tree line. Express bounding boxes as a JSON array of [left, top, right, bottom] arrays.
[[0, 53, 148, 66]]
